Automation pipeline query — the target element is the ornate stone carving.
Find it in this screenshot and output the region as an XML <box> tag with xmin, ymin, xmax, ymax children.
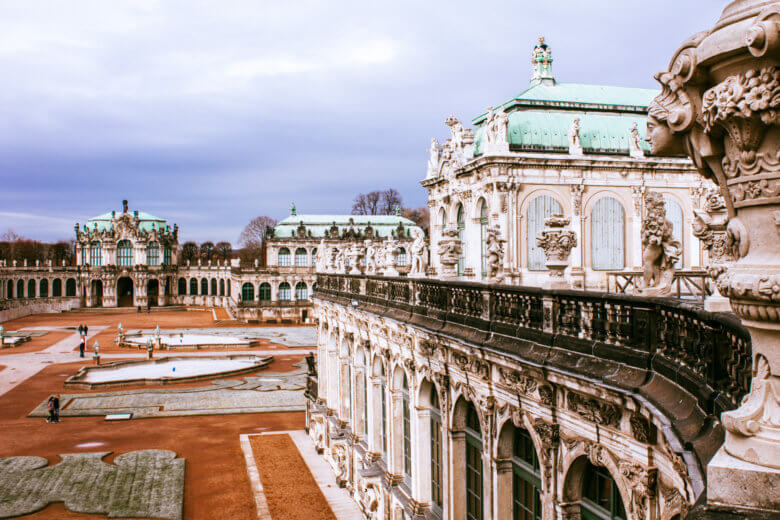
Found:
<box><xmin>649</xmin><ymin>3</ymin><xmax>780</xmax><ymax>485</ymax></box>
<box><xmin>629</xmin><ymin>122</ymin><xmax>644</xmax><ymax>159</ymax></box>
<box><xmin>483</xmin><ymin>105</ymin><xmax>510</xmax><ymax>156</ymax></box>
<box><xmin>619</xmin><ymin>463</ymin><xmax>657</xmax><ymax>520</ymax></box>
<box><xmin>533</xmin><ymin>419</ymin><xmax>559</xmax><ymax>491</ymax></box>
<box><xmin>631</xmin><ymin>184</ymin><xmax>646</xmax><ymax>216</ymax></box>
<box><xmin>538</xmin><ymin>385</ymin><xmax>554</xmax><ymax>406</ymax></box>
<box><xmin>630</xmin><ymin>414</ymin><xmax>652</xmax><ymax>444</ymax></box>
<box><xmin>566</xmin><ymin>391</ymin><xmax>621</xmax><ymax>428</ymax></box>
<box><xmin>452</xmin><ymin>351</ymin><xmax>489</xmax><ymax>379</ymax></box>
<box><xmin>485</xmin><ymin>226</ymin><xmax>505</xmax><ymax>283</ymax></box>
<box><xmin>570</xmin><ymin>184</ymin><xmax>584</xmax><ymax>216</ymax></box>
<box><xmin>438</xmin><ymin>228</ymin><xmax>462</xmax><ymax>280</ymax></box>
<box><xmin>635</xmin><ymin>191</ymin><xmax>681</xmax><ymax>296</ymax></box>
<box><xmin>426</xmin><ymin>138</ymin><xmax>442</xmax><ymax>179</ymax></box>
<box><xmin>536</xmin><ymin>215</ymin><xmax>577</xmax><ymax>288</ymax></box>
<box><xmin>408</xmin><ymin>227</ymin><xmax>428</xmax><ymax>278</ymax></box>
<box><xmin>498</xmin><ymin>367</ymin><xmax>538</xmax><ymax>395</ymax></box>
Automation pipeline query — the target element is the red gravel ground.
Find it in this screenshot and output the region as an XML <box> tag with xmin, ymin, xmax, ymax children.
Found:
<box><xmin>250</xmin><ymin>434</ymin><xmax>336</xmax><ymax>520</ymax></box>
<box><xmin>0</xmin><ymin>331</ymin><xmax>72</xmax><ymax>356</ymax></box>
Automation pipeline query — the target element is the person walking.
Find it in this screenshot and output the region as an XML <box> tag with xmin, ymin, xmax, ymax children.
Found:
<box><xmin>78</xmin><ymin>324</ymin><xmax>84</xmax><ymax>339</ymax></box>
<box><xmin>52</xmin><ymin>395</ymin><xmax>60</xmax><ymax>423</ymax></box>
<box><xmin>78</xmin><ymin>339</ymin><xmax>85</xmax><ymax>358</ymax></box>
<box><xmin>46</xmin><ymin>397</ymin><xmax>54</xmax><ymax>423</ymax></box>
<box><xmin>83</xmin><ymin>324</ymin><xmax>88</xmax><ymax>338</ymax></box>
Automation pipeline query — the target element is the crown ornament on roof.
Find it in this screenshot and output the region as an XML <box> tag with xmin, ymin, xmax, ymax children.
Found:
<box><xmin>531</xmin><ymin>36</ymin><xmax>555</xmax><ymax>87</ymax></box>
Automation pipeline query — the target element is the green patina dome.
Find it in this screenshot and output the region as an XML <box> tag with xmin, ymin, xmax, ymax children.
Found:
<box><xmin>85</xmin><ymin>201</ymin><xmax>172</xmax><ymax>233</ymax></box>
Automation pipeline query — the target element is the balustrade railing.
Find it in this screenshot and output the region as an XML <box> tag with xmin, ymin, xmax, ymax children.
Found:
<box><xmin>315</xmin><ymin>273</ymin><xmax>752</xmax><ymax>414</ymax></box>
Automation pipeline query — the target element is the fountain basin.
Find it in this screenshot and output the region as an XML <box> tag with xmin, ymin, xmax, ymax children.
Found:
<box><xmin>122</xmin><ymin>333</ymin><xmax>258</xmax><ymax>349</ymax></box>
<box><xmin>65</xmin><ymin>354</ymin><xmax>273</xmax><ymax>389</ymax></box>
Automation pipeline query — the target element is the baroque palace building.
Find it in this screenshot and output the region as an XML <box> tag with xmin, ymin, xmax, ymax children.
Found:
<box><xmin>423</xmin><ymin>38</ymin><xmax>716</xmax><ymax>289</ymax></box>
<box><xmin>305</xmin><ymin>15</ymin><xmax>777</xmax><ymax>520</ymax></box>
<box><xmin>0</xmin><ymin>201</ymin><xmax>420</xmax><ymax>324</ymax></box>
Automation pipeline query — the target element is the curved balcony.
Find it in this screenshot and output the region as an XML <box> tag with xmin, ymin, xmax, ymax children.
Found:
<box><xmin>314</xmin><ymin>273</ymin><xmax>752</xmax><ymax>472</ymax></box>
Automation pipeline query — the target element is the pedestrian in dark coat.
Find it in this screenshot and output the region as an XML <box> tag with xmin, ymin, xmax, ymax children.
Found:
<box><xmin>78</xmin><ymin>324</ymin><xmax>84</xmax><ymax>338</ymax></box>
<box><xmin>46</xmin><ymin>397</ymin><xmax>54</xmax><ymax>423</ymax></box>
<box><xmin>83</xmin><ymin>325</ymin><xmax>88</xmax><ymax>337</ymax></box>
<box><xmin>52</xmin><ymin>395</ymin><xmax>60</xmax><ymax>423</ymax></box>
<box><xmin>79</xmin><ymin>340</ymin><xmax>85</xmax><ymax>358</ymax></box>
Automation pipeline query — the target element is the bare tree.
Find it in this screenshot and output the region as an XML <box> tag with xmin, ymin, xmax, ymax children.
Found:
<box><xmin>180</xmin><ymin>241</ymin><xmax>199</xmax><ymax>263</ymax></box>
<box><xmin>402</xmin><ymin>206</ymin><xmax>430</xmax><ymax>235</ymax></box>
<box><xmin>380</xmin><ymin>189</ymin><xmax>403</xmax><ymax>215</ymax></box>
<box><xmin>352</xmin><ymin>189</ymin><xmax>403</xmax><ymax>215</ymax></box>
<box><xmin>200</xmin><ymin>241</ymin><xmax>215</xmax><ymax>260</ymax></box>
<box><xmin>215</xmin><ymin>241</ymin><xmax>233</xmax><ymax>261</ymax></box>
<box><xmin>239</xmin><ymin>216</ymin><xmax>278</xmax><ymax>265</ymax></box>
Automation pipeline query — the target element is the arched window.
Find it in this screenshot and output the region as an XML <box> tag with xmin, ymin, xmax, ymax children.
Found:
<box><xmin>664</xmin><ymin>196</ymin><xmax>684</xmax><ymax>268</ymax></box>
<box><xmin>259</xmin><ymin>283</ymin><xmax>271</xmax><ymax>301</ymax></box>
<box><xmin>311</xmin><ymin>248</ymin><xmax>317</xmax><ymax>266</ymax></box>
<box><xmin>527</xmin><ymin>195</ymin><xmax>563</xmax><ymax>270</ymax></box>
<box><xmin>278</xmin><ymin>282</ymin><xmax>291</xmax><ymax>300</ymax></box>
<box><xmin>581</xmin><ymin>463</ymin><xmax>627</xmax><ymax>520</ymax></box>
<box><xmin>178</xmin><ymin>278</ymin><xmax>186</xmax><ymax>295</ymax></box>
<box><xmin>430</xmin><ymin>388</ymin><xmax>443</xmax><ymax>514</ymax></box>
<box><xmin>278</xmin><ymin>248</ymin><xmax>291</xmax><ymax>267</ymax></box>
<box><xmin>295</xmin><ymin>282</ymin><xmax>308</xmax><ymax>300</ymax></box>
<box><xmin>397</xmin><ymin>247</ymin><xmax>407</xmax><ymax>266</ymax></box>
<box><xmin>17</xmin><ymin>280</ymin><xmax>24</xmax><ymax>298</ymax></box>
<box><xmin>163</xmin><ymin>245</ymin><xmax>172</xmax><ymax>265</ymax></box>
<box><xmin>27</xmin><ymin>279</ymin><xmax>36</xmax><ymax>298</ymax></box>
<box><xmin>295</xmin><ymin>248</ymin><xmax>308</xmax><ymax>267</ymax></box>
<box><xmin>210</xmin><ymin>278</ymin><xmax>217</xmax><ymax>295</ymax></box>
<box><xmin>513</xmin><ymin>428</ymin><xmax>542</xmax><ymax>520</ymax></box>
<box><xmin>402</xmin><ymin>373</ymin><xmax>412</xmax><ymax>483</ymax></box>
<box><xmin>466</xmin><ymin>402</ymin><xmax>483</xmax><ymax>520</ymax></box>
<box><xmin>439</xmin><ymin>208</ymin><xmax>447</xmax><ymax>231</ymax></box>
<box><xmin>117</xmin><ymin>240</ymin><xmax>133</xmax><ymax>266</ymax></box>
<box><xmin>65</xmin><ymin>278</ymin><xmax>76</xmax><ymax>297</ymax></box>
<box><xmin>479</xmin><ymin>200</ymin><xmax>488</xmax><ymax>279</ymax></box>
<box><xmin>219</xmin><ymin>279</ymin><xmax>225</xmax><ymax>296</ymax></box>
<box><xmin>39</xmin><ymin>279</ymin><xmax>48</xmax><ymax>298</ymax></box>
<box><xmin>146</xmin><ymin>242</ymin><xmax>160</xmax><ymax>266</ymax></box>
<box><xmin>457</xmin><ymin>205</ymin><xmax>465</xmax><ymax>276</ymax></box>
<box><xmin>200</xmin><ymin>278</ymin><xmax>208</xmax><ymax>295</ymax></box>
<box><xmin>591</xmin><ymin>197</ymin><xmax>626</xmax><ymax>271</ymax></box>
<box><xmin>52</xmin><ymin>279</ymin><xmax>62</xmax><ymax>297</ymax></box>
<box><xmin>241</xmin><ymin>283</ymin><xmax>255</xmax><ymax>302</ymax></box>
<box><xmin>189</xmin><ymin>278</ymin><xmax>197</xmax><ymax>295</ymax></box>
<box><xmin>6</xmin><ymin>280</ymin><xmax>13</xmax><ymax>299</ymax></box>
<box><xmin>90</xmin><ymin>241</ymin><xmax>102</xmax><ymax>266</ymax></box>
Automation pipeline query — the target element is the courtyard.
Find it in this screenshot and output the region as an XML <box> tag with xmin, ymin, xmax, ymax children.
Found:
<box><xmin>0</xmin><ymin>308</ymin><xmax>352</xmax><ymax>520</ymax></box>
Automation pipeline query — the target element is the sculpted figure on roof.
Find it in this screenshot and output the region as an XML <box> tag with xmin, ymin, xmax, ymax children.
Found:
<box><xmin>483</xmin><ymin>106</ymin><xmax>509</xmax><ymax>156</ymax></box>
<box><xmin>426</xmin><ymin>138</ymin><xmax>442</xmax><ymax>179</ymax></box>
<box><xmin>364</xmin><ymin>240</ymin><xmax>377</xmax><ymax>275</ymax></box>
<box><xmin>568</xmin><ymin>118</ymin><xmax>583</xmax><ymax>155</ymax></box>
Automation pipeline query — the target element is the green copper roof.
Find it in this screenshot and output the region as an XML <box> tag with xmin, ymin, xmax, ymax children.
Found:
<box><xmin>86</xmin><ymin>211</ymin><xmax>171</xmax><ymax>233</ymax></box>
<box><xmin>273</xmin><ymin>214</ymin><xmax>419</xmax><ymax>238</ymax></box>
<box><xmin>473</xmin><ymin>110</ymin><xmax>651</xmax><ymax>155</ymax></box>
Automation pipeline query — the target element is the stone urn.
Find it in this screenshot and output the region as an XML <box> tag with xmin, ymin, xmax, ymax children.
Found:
<box><xmin>536</xmin><ymin>215</ymin><xmax>577</xmax><ymax>289</ymax></box>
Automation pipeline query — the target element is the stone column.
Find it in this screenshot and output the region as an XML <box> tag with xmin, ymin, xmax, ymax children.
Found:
<box><xmin>648</xmin><ymin>2</ymin><xmax>780</xmax><ymax>513</ymax></box>
<box><xmin>536</xmin><ymin>215</ymin><xmax>577</xmax><ymax>290</ymax></box>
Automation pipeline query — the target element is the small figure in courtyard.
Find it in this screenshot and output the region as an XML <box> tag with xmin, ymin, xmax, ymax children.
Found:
<box><xmin>52</xmin><ymin>395</ymin><xmax>60</xmax><ymax>423</ymax></box>
<box><xmin>78</xmin><ymin>339</ymin><xmax>85</xmax><ymax>358</ymax></box>
<box><xmin>46</xmin><ymin>397</ymin><xmax>55</xmax><ymax>423</ymax></box>
<box><xmin>78</xmin><ymin>324</ymin><xmax>84</xmax><ymax>339</ymax></box>
<box><xmin>83</xmin><ymin>324</ymin><xmax>88</xmax><ymax>338</ymax></box>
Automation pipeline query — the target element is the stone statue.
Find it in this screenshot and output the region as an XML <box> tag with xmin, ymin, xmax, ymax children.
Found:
<box><xmin>383</xmin><ymin>238</ymin><xmax>399</xmax><ymax>277</ymax></box>
<box><xmin>438</xmin><ymin>227</ymin><xmax>462</xmax><ymax>280</ymax></box>
<box><xmin>444</xmin><ymin>114</ymin><xmax>474</xmax><ymax>170</ymax></box>
<box><xmin>568</xmin><ymin>118</ymin><xmax>583</xmax><ymax>155</ymax></box>
<box><xmin>409</xmin><ymin>228</ymin><xmax>427</xmax><ymax>278</ymax></box>
<box><xmin>647</xmin><ymin>3</ymin><xmax>780</xmax><ymax>511</ymax></box>
<box><xmin>484</xmin><ymin>226</ymin><xmax>505</xmax><ymax>283</ymax></box>
<box><xmin>426</xmin><ymin>138</ymin><xmax>442</xmax><ymax>179</ymax></box>
<box><xmin>315</xmin><ymin>240</ymin><xmax>327</xmax><ymax>273</ymax></box>
<box><xmin>364</xmin><ymin>240</ymin><xmax>377</xmax><ymax>275</ymax></box>
<box><xmin>334</xmin><ymin>249</ymin><xmax>346</xmax><ymax>274</ymax></box>
<box><xmin>483</xmin><ymin>105</ymin><xmax>510</xmax><ymax>155</ymax></box>
<box><xmin>692</xmin><ymin>190</ymin><xmax>735</xmax><ymax>311</ymax></box>
<box><xmin>536</xmin><ymin>215</ymin><xmax>577</xmax><ymax>289</ymax></box>
<box><xmin>494</xmin><ymin>105</ymin><xmax>509</xmax><ymax>149</ymax></box>
<box><xmin>483</xmin><ymin>106</ymin><xmax>496</xmax><ymax>146</ymax></box>
<box><xmin>636</xmin><ymin>191</ymin><xmax>680</xmax><ymax>296</ymax></box>
<box><xmin>628</xmin><ymin>122</ymin><xmax>644</xmax><ymax>158</ymax></box>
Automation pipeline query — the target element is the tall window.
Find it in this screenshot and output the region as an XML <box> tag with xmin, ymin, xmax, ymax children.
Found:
<box><xmin>479</xmin><ymin>201</ymin><xmax>488</xmax><ymax>279</ymax></box>
<box><xmin>189</xmin><ymin>278</ymin><xmax>197</xmax><ymax>295</ymax></box>
<box><xmin>430</xmin><ymin>388</ymin><xmax>443</xmax><ymax>513</ymax></box>
<box><xmin>466</xmin><ymin>402</ymin><xmax>483</xmax><ymax>520</ymax></box>
<box><xmin>146</xmin><ymin>242</ymin><xmax>160</xmax><ymax>266</ymax></box>
<box><xmin>397</xmin><ymin>247</ymin><xmax>408</xmax><ymax>266</ymax></box>
<box><xmin>402</xmin><ymin>373</ymin><xmax>412</xmax><ymax>482</ymax></box>
<box><xmin>219</xmin><ymin>279</ymin><xmax>225</xmax><ymax>296</ymax></box>
<box><xmin>581</xmin><ymin>463</ymin><xmax>626</xmax><ymax>520</ymax></box>
<box><xmin>17</xmin><ymin>280</ymin><xmax>23</xmax><ymax>298</ymax></box>
<box><xmin>527</xmin><ymin>195</ymin><xmax>563</xmax><ymax>270</ymax></box>
<box><xmin>457</xmin><ymin>205</ymin><xmax>465</xmax><ymax>276</ymax></box>
<box><xmin>90</xmin><ymin>241</ymin><xmax>102</xmax><ymax>266</ymax></box>
<box><xmin>295</xmin><ymin>248</ymin><xmax>308</xmax><ymax>267</ymax></box>
<box><xmin>513</xmin><ymin>428</ymin><xmax>542</xmax><ymax>520</ymax></box>
<box><xmin>117</xmin><ymin>240</ymin><xmax>133</xmax><ymax>266</ymax></box>
<box><xmin>278</xmin><ymin>282</ymin><xmax>291</xmax><ymax>300</ymax></box>
<box><xmin>210</xmin><ymin>278</ymin><xmax>217</xmax><ymax>295</ymax></box>
<box><xmin>163</xmin><ymin>245</ymin><xmax>172</xmax><ymax>265</ymax></box>
<box><xmin>295</xmin><ymin>282</ymin><xmax>308</xmax><ymax>300</ymax></box>
<box><xmin>591</xmin><ymin>197</ymin><xmax>625</xmax><ymax>270</ymax></box>
<box><xmin>380</xmin><ymin>364</ymin><xmax>388</xmax><ymax>461</ymax></box>
<box><xmin>178</xmin><ymin>278</ymin><xmax>186</xmax><ymax>295</ymax></box>
<box><xmin>200</xmin><ymin>278</ymin><xmax>208</xmax><ymax>295</ymax></box>
<box><xmin>362</xmin><ymin>368</ymin><xmax>368</xmax><ymax>436</ymax></box>
<box><xmin>311</xmin><ymin>248</ymin><xmax>318</xmax><ymax>266</ymax></box>
<box><xmin>241</xmin><ymin>283</ymin><xmax>255</xmax><ymax>302</ymax></box>
<box><xmin>7</xmin><ymin>280</ymin><xmax>13</xmax><ymax>299</ymax></box>
<box><xmin>278</xmin><ymin>248</ymin><xmax>291</xmax><ymax>266</ymax></box>
<box><xmin>664</xmin><ymin>197</ymin><xmax>684</xmax><ymax>268</ymax></box>
<box><xmin>39</xmin><ymin>279</ymin><xmax>48</xmax><ymax>298</ymax></box>
<box><xmin>27</xmin><ymin>279</ymin><xmax>36</xmax><ymax>298</ymax></box>
<box><xmin>65</xmin><ymin>278</ymin><xmax>76</xmax><ymax>297</ymax></box>
<box><xmin>259</xmin><ymin>283</ymin><xmax>271</xmax><ymax>301</ymax></box>
<box><xmin>52</xmin><ymin>278</ymin><xmax>63</xmax><ymax>296</ymax></box>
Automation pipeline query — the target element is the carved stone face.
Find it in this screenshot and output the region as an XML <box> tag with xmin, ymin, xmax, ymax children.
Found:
<box><xmin>645</xmin><ymin>115</ymin><xmax>685</xmax><ymax>156</ymax></box>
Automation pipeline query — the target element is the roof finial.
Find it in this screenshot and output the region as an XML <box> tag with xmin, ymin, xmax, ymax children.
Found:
<box><xmin>530</xmin><ymin>36</ymin><xmax>555</xmax><ymax>87</ymax></box>
<box><xmin>122</xmin><ymin>199</ymin><xmax>128</xmax><ymax>213</ymax></box>
<box><xmin>394</xmin><ymin>205</ymin><xmax>402</xmax><ymax>216</ymax></box>
<box><xmin>290</xmin><ymin>202</ymin><xmax>297</xmax><ymax>216</ymax></box>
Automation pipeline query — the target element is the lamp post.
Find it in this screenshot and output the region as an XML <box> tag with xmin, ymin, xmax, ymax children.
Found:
<box><xmin>93</xmin><ymin>341</ymin><xmax>100</xmax><ymax>365</ymax></box>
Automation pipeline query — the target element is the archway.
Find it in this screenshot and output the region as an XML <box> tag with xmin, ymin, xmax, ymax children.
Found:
<box><xmin>147</xmin><ymin>279</ymin><xmax>159</xmax><ymax>307</ymax></box>
<box><xmin>117</xmin><ymin>277</ymin><xmax>134</xmax><ymax>307</ymax></box>
<box><xmin>91</xmin><ymin>280</ymin><xmax>103</xmax><ymax>307</ymax></box>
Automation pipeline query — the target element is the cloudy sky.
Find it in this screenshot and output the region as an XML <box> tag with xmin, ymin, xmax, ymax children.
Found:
<box><xmin>0</xmin><ymin>0</ymin><xmax>725</xmax><ymax>243</ymax></box>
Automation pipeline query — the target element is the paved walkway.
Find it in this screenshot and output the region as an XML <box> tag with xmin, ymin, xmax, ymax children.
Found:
<box><xmin>0</xmin><ymin>327</ymin><xmax>312</xmax><ymax>398</ymax></box>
